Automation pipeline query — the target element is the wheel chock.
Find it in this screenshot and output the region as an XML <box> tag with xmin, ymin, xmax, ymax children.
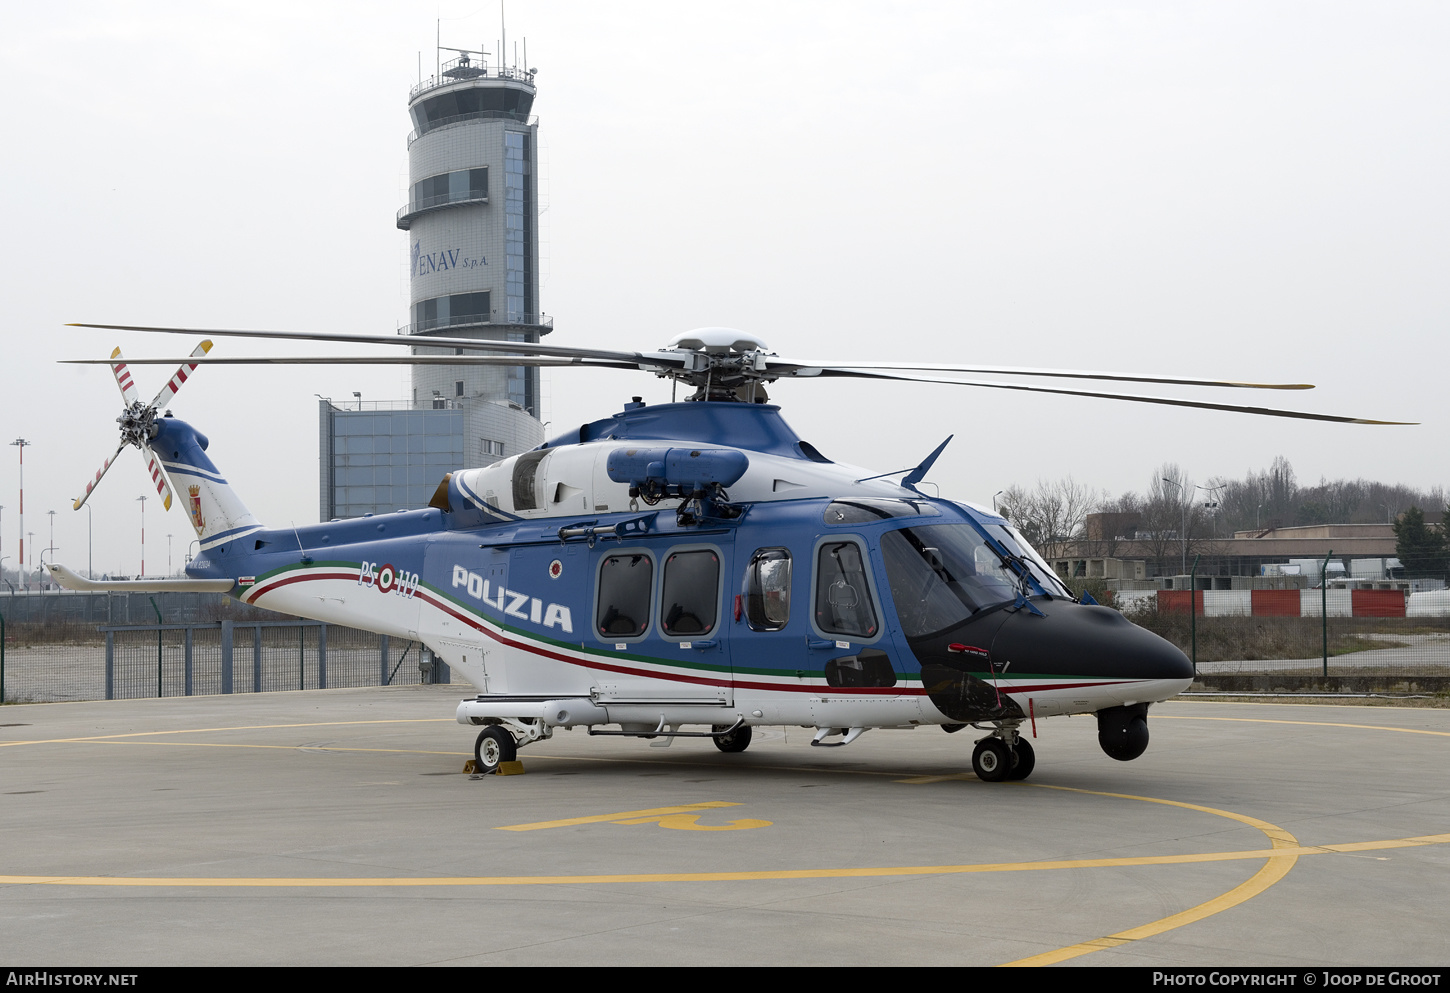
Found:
<box><xmin>463</xmin><ymin>760</ymin><xmax>478</xmax><ymax>774</ymax></box>
<box><xmin>496</xmin><ymin>760</ymin><xmax>526</xmax><ymax>776</ymax></box>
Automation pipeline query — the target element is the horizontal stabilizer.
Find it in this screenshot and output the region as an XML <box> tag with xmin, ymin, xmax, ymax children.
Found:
<box><xmin>45</xmin><ymin>563</ymin><xmax>234</xmax><ymax>593</ymax></box>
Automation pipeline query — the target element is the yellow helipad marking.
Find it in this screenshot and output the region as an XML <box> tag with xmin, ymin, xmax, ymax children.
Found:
<box><xmin>88</xmin><ymin>740</ymin><xmax>464</xmax><ymax>757</ymax></box>
<box><xmin>2</xmin><ymin>831</ymin><xmax>1444</xmax><ymax>889</ymax></box>
<box><xmin>0</xmin><ymin>718</ymin><xmax>453</xmax><ymax>749</ymax></box>
<box><xmin>1157</xmin><ymin>714</ymin><xmax>1450</xmax><ymax>738</ymax></box>
<box><xmin>498</xmin><ymin>801</ymin><xmax>743</xmax><ymax>831</ymax></box>
<box><xmin>998</xmin><ymin>784</ymin><xmax>1301</xmax><ymax>967</ymax></box>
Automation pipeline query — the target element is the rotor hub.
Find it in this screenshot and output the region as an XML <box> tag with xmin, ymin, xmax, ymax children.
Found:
<box><xmin>660</xmin><ymin>328</ymin><xmax>776</xmax><ymax>401</ymax></box>
<box><xmin>116</xmin><ymin>402</ymin><xmax>157</xmax><ymax>449</ymax></box>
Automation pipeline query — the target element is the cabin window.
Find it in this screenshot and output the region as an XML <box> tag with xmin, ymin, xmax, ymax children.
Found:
<box><xmin>660</xmin><ymin>549</ymin><xmax>720</xmax><ymax>638</ymax></box>
<box><xmin>744</xmin><ymin>548</ymin><xmax>791</xmax><ymax>631</ymax></box>
<box><xmin>814</xmin><ymin>540</ymin><xmax>879</xmax><ymax>640</ymax></box>
<box><xmin>597</xmin><ymin>553</ymin><xmax>653</xmax><ymax>638</ymax></box>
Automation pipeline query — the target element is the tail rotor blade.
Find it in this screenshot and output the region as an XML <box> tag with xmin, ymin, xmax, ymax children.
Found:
<box><xmin>110</xmin><ymin>347</ymin><xmax>140</xmax><ymax>406</ymax></box>
<box><xmin>73</xmin><ymin>443</ymin><xmax>128</xmax><ymax>511</ymax></box>
<box><xmin>142</xmin><ymin>446</ymin><xmax>175</xmax><ymax>511</ymax></box>
<box><xmin>148</xmin><ymin>339</ymin><xmax>213</xmax><ymax>410</ymax></box>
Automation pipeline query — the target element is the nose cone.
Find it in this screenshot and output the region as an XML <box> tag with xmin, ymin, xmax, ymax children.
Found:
<box><xmin>990</xmin><ymin>601</ymin><xmax>1194</xmax><ymax>682</ymax></box>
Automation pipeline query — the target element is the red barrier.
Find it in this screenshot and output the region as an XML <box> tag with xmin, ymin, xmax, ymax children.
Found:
<box><xmin>1251</xmin><ymin>589</ymin><xmax>1301</xmax><ymax>617</ymax></box>
<box><xmin>1351</xmin><ymin>589</ymin><xmax>1406</xmax><ymax>618</ymax></box>
<box><xmin>1157</xmin><ymin>590</ymin><xmax>1203</xmax><ymax>615</ymax></box>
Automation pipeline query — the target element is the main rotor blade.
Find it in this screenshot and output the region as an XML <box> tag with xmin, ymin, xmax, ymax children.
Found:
<box><xmin>148</xmin><ymin>339</ymin><xmax>213</xmax><ymax>410</ymax></box>
<box><xmin>772</xmin><ymin>360</ymin><xmax>1313</xmax><ymax>391</ymax></box>
<box><xmin>68</xmin><ymin>322</ymin><xmax>669</xmax><ymax>366</ymax></box>
<box><xmin>816</xmin><ymin>369</ymin><xmax>1415</xmax><ymax>425</ymax></box>
<box><xmin>73</xmin><ymin>442</ymin><xmax>128</xmax><ymax>511</ymax></box>
<box><xmin>63</xmin><ymin>354</ymin><xmax>644</xmax><ymax>370</ymax></box>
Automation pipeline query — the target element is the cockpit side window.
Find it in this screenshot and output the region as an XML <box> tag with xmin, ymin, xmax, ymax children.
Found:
<box><xmin>814</xmin><ymin>540</ymin><xmax>879</xmax><ymax>640</ymax></box>
<box><xmin>744</xmin><ymin>548</ymin><xmax>791</xmax><ymax>631</ymax></box>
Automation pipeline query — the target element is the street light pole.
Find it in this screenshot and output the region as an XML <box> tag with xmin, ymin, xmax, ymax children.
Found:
<box><xmin>1195</xmin><ymin>483</ymin><xmax>1223</xmax><ymax>540</ymax></box>
<box><xmin>137</xmin><ymin>494</ymin><xmax>147</xmax><ymax>577</ymax></box>
<box><xmin>11</xmin><ymin>440</ymin><xmax>29</xmax><ymax>590</ymax></box>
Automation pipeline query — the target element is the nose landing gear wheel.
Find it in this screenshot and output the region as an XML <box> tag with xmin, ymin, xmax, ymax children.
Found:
<box><xmin>474</xmin><ymin>726</ymin><xmax>517</xmax><ymax>774</ymax></box>
<box><xmin>972</xmin><ymin>738</ymin><xmax>1011</xmax><ymax>782</ymax></box>
<box><xmin>712</xmin><ymin>724</ymin><xmax>753</xmax><ymax>753</ymax></box>
<box><xmin>1006</xmin><ymin>738</ymin><xmax>1035</xmax><ymax>780</ymax></box>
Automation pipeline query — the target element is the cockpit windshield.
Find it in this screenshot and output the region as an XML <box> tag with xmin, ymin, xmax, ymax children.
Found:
<box><xmin>879</xmin><ymin>525</ymin><xmax>1024</xmax><ymax>638</ymax></box>
<box><xmin>984</xmin><ymin>523</ymin><xmax>1073</xmax><ymax>598</ymax></box>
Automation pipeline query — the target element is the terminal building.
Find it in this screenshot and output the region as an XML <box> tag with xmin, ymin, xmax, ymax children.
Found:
<box><xmin>321</xmin><ymin>46</ymin><xmax>548</xmax><ymax>521</ymax></box>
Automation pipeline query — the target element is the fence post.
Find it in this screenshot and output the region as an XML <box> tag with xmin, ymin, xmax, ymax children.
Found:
<box><xmin>105</xmin><ymin>630</ymin><xmax>114</xmax><ymax>700</ymax></box>
<box><xmin>1189</xmin><ymin>554</ymin><xmax>1201</xmax><ymax>676</ymax></box>
<box><xmin>184</xmin><ymin>626</ymin><xmax>194</xmax><ymax>696</ymax></box>
<box><xmin>253</xmin><ymin>624</ymin><xmax>262</xmax><ymax>693</ymax></box>
<box><xmin>380</xmin><ymin>634</ymin><xmax>390</xmax><ymax>686</ymax></box>
<box><xmin>1321</xmin><ymin>550</ymin><xmax>1333</xmax><ymax>678</ymax></box>
<box><xmin>1</xmin><ymin>609</ymin><xmax>6</xmax><ymax>705</ymax></box>
<box><xmin>318</xmin><ymin>624</ymin><xmax>328</xmax><ymax>689</ymax></box>
<box><xmin>220</xmin><ymin>620</ymin><xmax>233</xmax><ymax>694</ymax></box>
<box><xmin>150</xmin><ymin>597</ymin><xmax>163</xmax><ymax>698</ymax></box>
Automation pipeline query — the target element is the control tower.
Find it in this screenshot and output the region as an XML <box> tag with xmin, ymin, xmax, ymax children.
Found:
<box><xmin>398</xmin><ymin>46</ymin><xmax>547</xmax><ymax>462</ymax></box>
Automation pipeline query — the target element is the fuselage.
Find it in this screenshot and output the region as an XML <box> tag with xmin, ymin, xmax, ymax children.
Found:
<box><xmin>182</xmin><ymin>401</ymin><xmax>1193</xmax><ymax>732</ymax></box>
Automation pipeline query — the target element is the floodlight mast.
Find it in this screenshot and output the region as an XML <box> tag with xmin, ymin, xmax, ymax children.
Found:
<box><xmin>10</xmin><ymin>440</ymin><xmax>29</xmax><ymax>590</ymax></box>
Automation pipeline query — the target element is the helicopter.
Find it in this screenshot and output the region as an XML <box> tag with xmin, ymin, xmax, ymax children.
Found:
<box><xmin>48</xmin><ymin>323</ymin><xmax>1412</xmax><ymax>781</ymax></box>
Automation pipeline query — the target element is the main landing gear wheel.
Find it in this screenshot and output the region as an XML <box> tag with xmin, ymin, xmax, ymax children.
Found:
<box><xmin>712</xmin><ymin>724</ymin><xmax>753</xmax><ymax>753</ymax></box>
<box><xmin>474</xmin><ymin>726</ymin><xmax>517</xmax><ymax>774</ymax></box>
<box><xmin>972</xmin><ymin>738</ymin><xmax>1011</xmax><ymax>782</ymax></box>
<box><xmin>1007</xmin><ymin>738</ymin><xmax>1035</xmax><ymax>781</ymax></box>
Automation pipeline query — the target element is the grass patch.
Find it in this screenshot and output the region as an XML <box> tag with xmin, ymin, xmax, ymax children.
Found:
<box><xmin>2</xmin><ymin>620</ymin><xmax>104</xmax><ymax>646</ymax></box>
<box><xmin>1125</xmin><ymin>609</ymin><xmax>1449</xmax><ymax>663</ymax></box>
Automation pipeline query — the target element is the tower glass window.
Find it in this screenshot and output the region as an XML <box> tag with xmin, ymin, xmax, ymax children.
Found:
<box><xmin>504</xmin><ymin>131</ymin><xmax>530</xmax><ymax>324</ymax></box>
<box><xmin>411</xmin><ymin>168</ymin><xmax>488</xmax><ymax>210</ymax></box>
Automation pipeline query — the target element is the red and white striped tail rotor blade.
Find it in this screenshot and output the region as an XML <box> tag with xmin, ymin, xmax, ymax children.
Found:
<box><xmin>148</xmin><ymin>339</ymin><xmax>213</xmax><ymax>410</ymax></box>
<box><xmin>110</xmin><ymin>347</ymin><xmax>140</xmax><ymax>406</ymax></box>
<box><xmin>73</xmin><ymin>443</ymin><xmax>127</xmax><ymax>511</ymax></box>
<box><xmin>142</xmin><ymin>446</ymin><xmax>175</xmax><ymax>511</ymax></box>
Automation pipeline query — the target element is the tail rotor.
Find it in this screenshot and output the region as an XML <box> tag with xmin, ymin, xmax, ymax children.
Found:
<box><xmin>74</xmin><ymin>340</ymin><xmax>212</xmax><ymax>513</ymax></box>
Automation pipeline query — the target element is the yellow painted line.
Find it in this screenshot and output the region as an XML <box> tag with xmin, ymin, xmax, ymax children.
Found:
<box><xmin>1000</xmin><ymin>784</ymin><xmax>1301</xmax><ymax>967</ymax></box>
<box><xmin>85</xmin><ymin>740</ymin><xmax>467</xmax><ymax>757</ymax></box>
<box><xmin>1157</xmin><ymin>714</ymin><xmax>1450</xmax><ymax>738</ymax></box>
<box><xmin>0</xmin><ymin>718</ymin><xmax>453</xmax><ymax>749</ymax></box>
<box><xmin>3</xmin><ymin>830</ymin><xmax>1446</xmax><ymax>889</ymax></box>
<box><xmin>496</xmin><ymin>802</ymin><xmax>741</xmax><ymax>832</ymax></box>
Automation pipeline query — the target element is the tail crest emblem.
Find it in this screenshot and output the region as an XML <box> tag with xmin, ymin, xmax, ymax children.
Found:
<box><xmin>188</xmin><ymin>485</ymin><xmax>206</xmax><ymax>531</ymax></box>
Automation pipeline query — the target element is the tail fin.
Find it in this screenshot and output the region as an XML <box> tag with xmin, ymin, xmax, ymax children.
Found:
<box><xmin>149</xmin><ymin>416</ymin><xmax>262</xmax><ymax>550</ymax></box>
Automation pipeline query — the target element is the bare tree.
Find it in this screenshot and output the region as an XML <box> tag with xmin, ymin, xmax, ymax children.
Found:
<box><xmin>998</xmin><ymin>477</ymin><xmax>1105</xmax><ymax>558</ymax></box>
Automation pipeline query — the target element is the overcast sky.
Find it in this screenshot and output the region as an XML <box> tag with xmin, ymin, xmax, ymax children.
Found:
<box><xmin>2</xmin><ymin>1</ymin><xmax>1446</xmax><ymax>578</ymax></box>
